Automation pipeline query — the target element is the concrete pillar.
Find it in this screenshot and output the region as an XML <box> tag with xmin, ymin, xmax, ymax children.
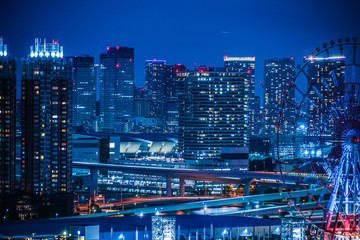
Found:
<box><xmin>90</xmin><ymin>168</ymin><xmax>98</xmax><ymax>197</ymax></box>
<box><xmin>166</xmin><ymin>175</ymin><xmax>172</xmax><ymax>197</ymax></box>
<box><xmin>244</xmin><ymin>180</ymin><xmax>250</xmax><ymax>196</ymax></box>
<box><xmin>180</xmin><ymin>178</ymin><xmax>185</xmax><ymax>197</ymax></box>
<box><xmin>263</xmin><ymin>228</ymin><xmax>265</xmax><ymax>240</ymax></box>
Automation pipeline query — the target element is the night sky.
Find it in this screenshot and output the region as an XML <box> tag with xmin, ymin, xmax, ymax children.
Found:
<box><xmin>1</xmin><ymin>0</ymin><xmax>359</xmax><ymax>99</ymax></box>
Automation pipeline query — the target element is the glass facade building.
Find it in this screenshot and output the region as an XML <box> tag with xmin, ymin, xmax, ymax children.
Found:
<box><xmin>67</xmin><ymin>55</ymin><xmax>96</xmax><ymax>131</ymax></box>
<box><xmin>100</xmin><ymin>47</ymin><xmax>134</xmax><ymax>132</ymax></box>
<box><xmin>145</xmin><ymin>59</ymin><xmax>166</xmax><ymax>118</ymax></box>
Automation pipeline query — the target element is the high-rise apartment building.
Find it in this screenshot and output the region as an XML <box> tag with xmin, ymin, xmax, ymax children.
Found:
<box><xmin>0</xmin><ymin>36</ymin><xmax>16</xmax><ymax>194</ymax></box>
<box><xmin>179</xmin><ymin>67</ymin><xmax>249</xmax><ymax>169</ymax></box>
<box><xmin>224</xmin><ymin>57</ymin><xmax>255</xmax><ymax>136</ymax></box>
<box><xmin>100</xmin><ymin>47</ymin><xmax>134</xmax><ymax>132</ymax></box>
<box><xmin>67</xmin><ymin>55</ymin><xmax>96</xmax><ymax>131</ymax></box>
<box><xmin>263</xmin><ymin>58</ymin><xmax>295</xmax><ymax>135</ymax></box>
<box><xmin>307</xmin><ymin>56</ymin><xmax>345</xmax><ymax>134</ymax></box>
<box><xmin>145</xmin><ymin>59</ymin><xmax>166</xmax><ymax>117</ymax></box>
<box><xmin>21</xmin><ymin>39</ymin><xmax>72</xmax><ymax>194</ymax></box>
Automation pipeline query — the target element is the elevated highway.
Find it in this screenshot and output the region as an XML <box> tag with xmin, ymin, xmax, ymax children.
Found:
<box><xmin>59</xmin><ymin>187</ymin><xmax>324</xmax><ymax>220</ymax></box>
<box><xmin>73</xmin><ymin>161</ymin><xmax>307</xmax><ymax>196</ymax></box>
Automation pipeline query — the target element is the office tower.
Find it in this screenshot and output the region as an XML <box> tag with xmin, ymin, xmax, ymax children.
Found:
<box><xmin>100</xmin><ymin>47</ymin><xmax>134</xmax><ymax>132</ymax></box>
<box><xmin>179</xmin><ymin>66</ymin><xmax>249</xmax><ymax>169</ymax></box>
<box><xmin>145</xmin><ymin>59</ymin><xmax>166</xmax><ymax>117</ymax></box>
<box><xmin>263</xmin><ymin>58</ymin><xmax>295</xmax><ymax>135</ymax></box>
<box><xmin>21</xmin><ymin>38</ymin><xmax>72</xmax><ymax>194</ymax></box>
<box><xmin>163</xmin><ymin>64</ymin><xmax>187</xmax><ymax>133</ymax></box>
<box><xmin>67</xmin><ymin>55</ymin><xmax>96</xmax><ymax>131</ymax></box>
<box><xmin>307</xmin><ymin>56</ymin><xmax>345</xmax><ymax>133</ymax></box>
<box><xmin>0</xmin><ymin>36</ymin><xmax>16</xmax><ymax>194</ymax></box>
<box><xmin>164</xmin><ymin>64</ymin><xmax>187</xmax><ymax>98</ymax></box>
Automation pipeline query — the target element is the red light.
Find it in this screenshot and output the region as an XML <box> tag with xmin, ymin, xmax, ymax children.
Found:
<box><xmin>73</xmin><ymin>83</ymin><xmax>75</xmax><ymax>85</ymax></box>
<box><xmin>129</xmin><ymin>58</ymin><xmax>133</xmax><ymax>62</ymax></box>
<box><xmin>116</xmin><ymin>46</ymin><xmax>120</xmax><ymax>50</ymax></box>
<box><xmin>116</xmin><ymin>83</ymin><xmax>119</xmax><ymax>86</ymax></box>
<box><xmin>54</xmin><ymin>40</ymin><xmax>58</xmax><ymax>44</ymax></box>
<box><xmin>177</xmin><ymin>64</ymin><xmax>181</xmax><ymax>66</ymax></box>
<box><xmin>116</xmin><ymin>63</ymin><xmax>120</xmax><ymax>68</ymax></box>
<box><xmin>223</xmin><ymin>55</ymin><xmax>228</xmax><ymax>59</ymax></box>
<box><xmin>175</xmin><ymin>70</ymin><xmax>179</xmax><ymax>73</ymax></box>
<box><xmin>107</xmin><ymin>46</ymin><xmax>110</xmax><ymax>51</ymax></box>
<box><xmin>200</xmin><ymin>69</ymin><xmax>203</xmax><ymax>73</ymax></box>
<box><xmin>73</xmin><ymin>68</ymin><xmax>76</xmax><ymax>70</ymax></box>
<box><xmin>247</xmin><ymin>69</ymin><xmax>251</xmax><ymax>74</ymax></box>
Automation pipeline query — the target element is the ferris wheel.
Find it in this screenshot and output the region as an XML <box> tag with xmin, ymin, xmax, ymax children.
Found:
<box><xmin>277</xmin><ymin>38</ymin><xmax>360</xmax><ymax>239</ymax></box>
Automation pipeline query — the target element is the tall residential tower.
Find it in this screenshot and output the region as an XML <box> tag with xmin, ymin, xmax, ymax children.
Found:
<box><xmin>0</xmin><ymin>36</ymin><xmax>16</xmax><ymax>194</ymax></box>
<box><xmin>263</xmin><ymin>58</ymin><xmax>295</xmax><ymax>135</ymax></box>
<box><xmin>224</xmin><ymin>57</ymin><xmax>255</xmax><ymax>136</ymax></box>
<box><xmin>179</xmin><ymin>67</ymin><xmax>249</xmax><ymax>170</ymax></box>
<box><xmin>21</xmin><ymin>39</ymin><xmax>72</xmax><ymax>195</ymax></box>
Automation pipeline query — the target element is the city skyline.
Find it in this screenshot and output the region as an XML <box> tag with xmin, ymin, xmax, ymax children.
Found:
<box><xmin>1</xmin><ymin>1</ymin><xmax>360</xmax><ymax>238</ymax></box>
<box><xmin>1</xmin><ymin>0</ymin><xmax>359</xmax><ymax>99</ymax></box>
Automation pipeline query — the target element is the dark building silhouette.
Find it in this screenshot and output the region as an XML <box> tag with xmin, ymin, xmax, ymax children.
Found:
<box><xmin>16</xmin><ymin>39</ymin><xmax>73</xmax><ymax>219</ymax></box>
<box><xmin>0</xmin><ymin>36</ymin><xmax>16</xmax><ymax>194</ymax></box>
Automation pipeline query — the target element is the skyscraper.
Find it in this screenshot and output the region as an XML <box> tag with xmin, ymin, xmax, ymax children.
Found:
<box><xmin>306</xmin><ymin>56</ymin><xmax>345</xmax><ymax>134</ymax></box>
<box><xmin>224</xmin><ymin>57</ymin><xmax>255</xmax><ymax>136</ymax></box>
<box><xmin>145</xmin><ymin>59</ymin><xmax>166</xmax><ymax>118</ymax></box>
<box><xmin>100</xmin><ymin>47</ymin><xmax>134</xmax><ymax>132</ymax></box>
<box><xmin>164</xmin><ymin>64</ymin><xmax>187</xmax><ymax>98</ymax></box>
<box><xmin>0</xmin><ymin>36</ymin><xmax>16</xmax><ymax>194</ymax></box>
<box><xmin>67</xmin><ymin>55</ymin><xmax>96</xmax><ymax>131</ymax></box>
<box><xmin>163</xmin><ymin>64</ymin><xmax>187</xmax><ymax>133</ymax></box>
<box><xmin>179</xmin><ymin>66</ymin><xmax>249</xmax><ymax>169</ymax></box>
<box><xmin>21</xmin><ymin>38</ymin><xmax>72</xmax><ymax>194</ymax></box>
<box><xmin>263</xmin><ymin>58</ymin><xmax>295</xmax><ymax>135</ymax></box>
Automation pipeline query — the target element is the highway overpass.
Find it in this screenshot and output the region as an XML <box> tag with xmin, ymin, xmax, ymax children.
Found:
<box><xmin>73</xmin><ymin>161</ymin><xmax>307</xmax><ymax>197</ymax></box>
